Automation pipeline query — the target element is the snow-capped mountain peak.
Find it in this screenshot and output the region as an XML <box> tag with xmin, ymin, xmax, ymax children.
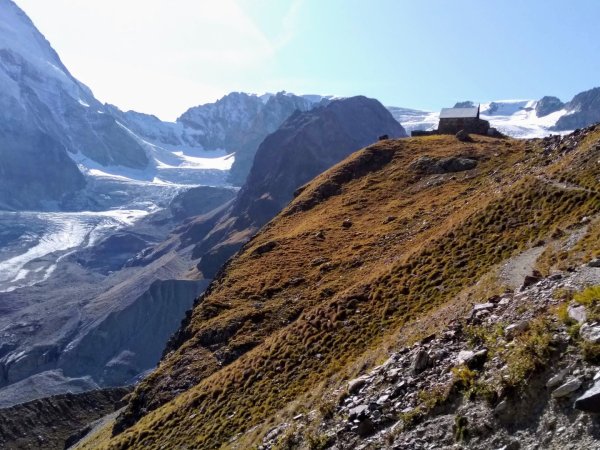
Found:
<box><xmin>388</xmin><ymin>98</ymin><xmax>573</xmax><ymax>138</ymax></box>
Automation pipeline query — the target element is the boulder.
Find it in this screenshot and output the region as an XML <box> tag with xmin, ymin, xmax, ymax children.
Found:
<box><xmin>456</xmin><ymin>349</ymin><xmax>487</xmax><ymax>369</ymax></box>
<box><xmin>588</xmin><ymin>258</ymin><xmax>600</xmax><ymax>268</ymax></box>
<box><xmin>505</xmin><ymin>321</ymin><xmax>529</xmax><ymax>339</ymax></box>
<box><xmin>580</xmin><ymin>323</ymin><xmax>600</xmax><ymax>344</ymax></box>
<box><xmin>473</xmin><ymin>302</ymin><xmax>495</xmax><ymax>312</ymax></box>
<box><xmin>456</xmin><ymin>130</ymin><xmax>473</xmax><ymax>142</ymax></box>
<box><xmin>551</xmin><ymin>378</ymin><xmax>582</xmax><ymax>398</ymax></box>
<box><xmin>252</xmin><ymin>241</ymin><xmax>277</xmax><ymax>256</ymax></box>
<box><xmin>456</xmin><ymin>350</ymin><xmax>475</xmax><ymax>366</ymax></box>
<box><xmin>411</xmin><ymin>348</ymin><xmax>429</xmax><ymax>374</ymax></box>
<box><xmin>356</xmin><ymin>418</ymin><xmax>375</xmax><ymax>437</ymax></box>
<box><xmin>348</xmin><ymin>376</ymin><xmax>369</xmax><ymax>394</ymax></box>
<box><xmin>470</xmin><ymin>303</ymin><xmax>495</xmax><ymax>320</ymax></box>
<box><xmin>348</xmin><ymin>404</ymin><xmax>369</xmax><ymax>420</ymax></box>
<box><xmin>568</xmin><ymin>304</ymin><xmax>587</xmax><ymax>324</ymax></box>
<box><xmin>574</xmin><ymin>380</ymin><xmax>600</xmax><ymax>413</ymax></box>
<box><xmin>521</xmin><ymin>274</ymin><xmax>542</xmax><ymax>290</ymax></box>
<box><xmin>546</xmin><ymin>371</ymin><xmax>568</xmax><ymax>390</ymax></box>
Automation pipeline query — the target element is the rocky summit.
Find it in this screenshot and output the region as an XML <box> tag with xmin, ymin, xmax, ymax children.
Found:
<box><xmin>65</xmin><ymin>124</ymin><xmax>600</xmax><ymax>449</ymax></box>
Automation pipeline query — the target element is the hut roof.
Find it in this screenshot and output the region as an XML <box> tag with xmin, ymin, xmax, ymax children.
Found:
<box><xmin>439</xmin><ymin>106</ymin><xmax>479</xmax><ymax>119</ymax></box>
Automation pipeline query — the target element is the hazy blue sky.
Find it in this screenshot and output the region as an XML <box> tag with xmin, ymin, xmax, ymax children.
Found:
<box><xmin>16</xmin><ymin>0</ymin><xmax>600</xmax><ymax>121</ymax></box>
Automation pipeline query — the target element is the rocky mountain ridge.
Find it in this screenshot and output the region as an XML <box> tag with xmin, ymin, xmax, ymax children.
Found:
<box><xmin>180</xmin><ymin>96</ymin><xmax>407</xmax><ymax>279</ymax></box>
<box><xmin>78</xmin><ymin>125</ymin><xmax>600</xmax><ymax>449</ymax></box>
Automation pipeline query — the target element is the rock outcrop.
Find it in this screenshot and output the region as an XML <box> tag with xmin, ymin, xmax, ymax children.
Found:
<box><xmin>554</xmin><ymin>87</ymin><xmax>600</xmax><ymax>131</ymax></box>
<box><xmin>535</xmin><ymin>96</ymin><xmax>565</xmax><ymax>117</ymax></box>
<box><xmin>177</xmin><ymin>91</ymin><xmax>325</xmax><ymax>185</ymax></box>
<box><xmin>0</xmin><ymin>387</ymin><xmax>129</xmax><ymax>449</ymax></box>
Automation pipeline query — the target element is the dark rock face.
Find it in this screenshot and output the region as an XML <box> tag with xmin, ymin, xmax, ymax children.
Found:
<box><xmin>0</xmin><ymin>129</ymin><xmax>85</xmax><ymax>210</ymax></box>
<box><xmin>554</xmin><ymin>87</ymin><xmax>600</xmax><ymax>131</ymax></box>
<box><xmin>575</xmin><ymin>380</ymin><xmax>600</xmax><ymax>413</ymax></box>
<box><xmin>234</xmin><ymin>96</ymin><xmax>407</xmax><ymax>223</ymax></box>
<box><xmin>178</xmin><ymin>92</ymin><xmax>322</xmax><ymax>185</ymax></box>
<box><xmin>0</xmin><ymin>387</ymin><xmax>130</xmax><ymax>450</ymax></box>
<box><xmin>74</xmin><ymin>232</ymin><xmax>153</xmax><ymax>275</ymax></box>
<box><xmin>58</xmin><ymin>279</ymin><xmax>206</xmax><ymax>386</ymax></box>
<box><xmin>535</xmin><ymin>96</ymin><xmax>565</xmax><ymax>117</ymax></box>
<box><xmin>168</xmin><ymin>186</ymin><xmax>237</xmax><ymax>220</ymax></box>
<box><xmin>189</xmin><ymin>96</ymin><xmax>407</xmax><ymax>277</ymax></box>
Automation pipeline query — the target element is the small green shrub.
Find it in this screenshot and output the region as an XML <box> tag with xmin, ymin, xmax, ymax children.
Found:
<box><xmin>503</xmin><ymin>317</ymin><xmax>554</xmax><ymax>391</ymax></box>
<box><xmin>398</xmin><ymin>408</ymin><xmax>423</xmax><ymax>429</ymax></box>
<box><xmin>574</xmin><ymin>285</ymin><xmax>600</xmax><ymax>321</ymax></box>
<box><xmin>568</xmin><ymin>323</ymin><xmax>582</xmax><ymax>340</ymax></box>
<box><xmin>574</xmin><ymin>285</ymin><xmax>600</xmax><ymax>307</ymax></box>
<box><xmin>556</xmin><ymin>302</ymin><xmax>574</xmax><ymax>325</ymax></box>
<box><xmin>451</xmin><ymin>365</ymin><xmax>477</xmax><ymax>391</ymax></box>
<box><xmin>306</xmin><ymin>432</ymin><xmax>330</xmax><ymax>450</ymax></box>
<box><xmin>454</xmin><ymin>415</ymin><xmax>469</xmax><ymax>442</ymax></box>
<box><xmin>581</xmin><ymin>341</ymin><xmax>600</xmax><ymax>364</ymax></box>
<box><xmin>417</xmin><ymin>384</ymin><xmax>451</xmax><ymax>410</ymax></box>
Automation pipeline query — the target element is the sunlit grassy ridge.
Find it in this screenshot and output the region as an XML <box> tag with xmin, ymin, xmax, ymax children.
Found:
<box><xmin>90</xmin><ymin>130</ymin><xmax>600</xmax><ymax>449</ymax></box>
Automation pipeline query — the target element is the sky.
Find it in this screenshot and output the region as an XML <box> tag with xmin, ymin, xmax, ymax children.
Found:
<box><xmin>15</xmin><ymin>0</ymin><xmax>600</xmax><ymax>121</ymax></box>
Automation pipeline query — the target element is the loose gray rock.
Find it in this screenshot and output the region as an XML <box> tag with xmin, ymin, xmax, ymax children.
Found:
<box><xmin>588</xmin><ymin>258</ymin><xmax>600</xmax><ymax>268</ymax></box>
<box><xmin>411</xmin><ymin>348</ymin><xmax>429</xmax><ymax>375</ymax></box>
<box><xmin>456</xmin><ymin>349</ymin><xmax>487</xmax><ymax>369</ymax></box>
<box><xmin>472</xmin><ymin>303</ymin><xmax>495</xmax><ymax>315</ymax></box>
<box><xmin>551</xmin><ymin>378</ymin><xmax>582</xmax><ymax>398</ymax></box>
<box><xmin>348</xmin><ymin>404</ymin><xmax>369</xmax><ymax>419</ymax></box>
<box><xmin>348</xmin><ymin>376</ymin><xmax>369</xmax><ymax>394</ymax></box>
<box><xmin>568</xmin><ymin>304</ymin><xmax>588</xmax><ymax>324</ymax></box>
<box><xmin>505</xmin><ymin>320</ymin><xmax>529</xmax><ymax>339</ymax></box>
<box><xmin>455</xmin><ymin>350</ymin><xmax>475</xmax><ymax>366</ymax></box>
<box><xmin>376</xmin><ymin>394</ymin><xmax>389</xmax><ymax>405</ymax></box>
<box><xmin>546</xmin><ymin>367</ymin><xmax>570</xmax><ymax>389</ymax></box>
<box><xmin>574</xmin><ymin>380</ymin><xmax>600</xmax><ymax>413</ymax></box>
<box><xmin>494</xmin><ymin>399</ymin><xmax>509</xmax><ymax>415</ymax></box>
<box><xmin>580</xmin><ymin>323</ymin><xmax>600</xmax><ymax>343</ymax></box>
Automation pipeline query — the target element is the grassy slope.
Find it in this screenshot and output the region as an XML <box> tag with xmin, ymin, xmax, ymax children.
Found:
<box><xmin>94</xmin><ymin>131</ymin><xmax>600</xmax><ymax>449</ymax></box>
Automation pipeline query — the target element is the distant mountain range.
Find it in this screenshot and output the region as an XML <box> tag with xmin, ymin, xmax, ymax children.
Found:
<box><xmin>2</xmin><ymin>0</ymin><xmax>600</xmax><ymax>211</ymax></box>
<box><xmin>389</xmin><ymin>87</ymin><xmax>600</xmax><ymax>138</ymax></box>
